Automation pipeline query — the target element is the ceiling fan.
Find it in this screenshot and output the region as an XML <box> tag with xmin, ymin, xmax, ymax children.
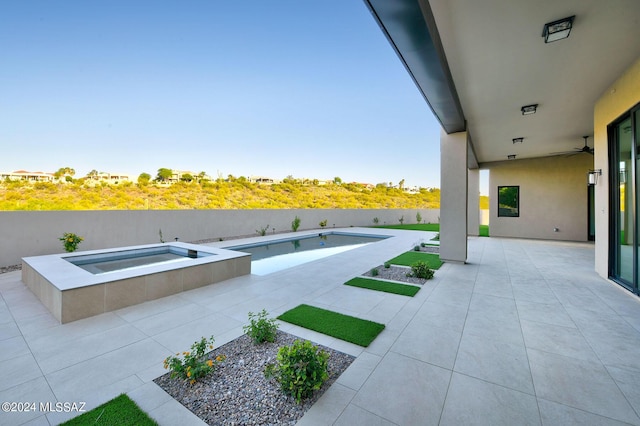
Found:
<box><xmin>550</xmin><ymin>136</ymin><xmax>594</xmax><ymax>156</ymax></box>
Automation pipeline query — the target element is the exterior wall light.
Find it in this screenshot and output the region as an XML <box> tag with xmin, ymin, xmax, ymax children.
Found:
<box><xmin>521</xmin><ymin>104</ymin><xmax>538</xmax><ymax>115</ymax></box>
<box><xmin>512</xmin><ymin>137</ymin><xmax>524</xmax><ymax>144</ymax></box>
<box><xmin>542</xmin><ymin>16</ymin><xmax>575</xmax><ymax>43</ymax></box>
<box><xmin>508</xmin><ymin>154</ymin><xmax>516</xmax><ymax>160</ymax></box>
<box><xmin>588</xmin><ymin>169</ymin><xmax>602</xmax><ymax>185</ymax></box>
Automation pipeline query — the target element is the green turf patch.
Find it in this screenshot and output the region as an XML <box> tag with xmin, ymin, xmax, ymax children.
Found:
<box><xmin>373</xmin><ymin>223</ymin><xmax>440</xmax><ymax>232</ymax></box>
<box><xmin>479</xmin><ymin>225</ymin><xmax>490</xmax><ymax>237</ymax></box>
<box><xmin>278</xmin><ymin>304</ymin><xmax>385</xmax><ymax>347</ymax></box>
<box><xmin>387</xmin><ymin>252</ymin><xmax>443</xmax><ymax>269</ymax></box>
<box><xmin>60</xmin><ymin>394</ymin><xmax>157</xmax><ymax>426</ymax></box>
<box><xmin>345</xmin><ymin>277</ymin><xmax>420</xmax><ymax>297</ymax></box>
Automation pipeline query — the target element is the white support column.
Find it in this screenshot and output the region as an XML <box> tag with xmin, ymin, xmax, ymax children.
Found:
<box><xmin>440</xmin><ymin>129</ymin><xmax>468</xmax><ymax>263</ymax></box>
<box><xmin>467</xmin><ymin>168</ymin><xmax>480</xmax><ymax>236</ymax></box>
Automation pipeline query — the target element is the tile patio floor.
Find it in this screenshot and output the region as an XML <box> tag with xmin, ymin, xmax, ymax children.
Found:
<box><xmin>1</xmin><ymin>228</ymin><xmax>640</xmax><ymax>425</ymax></box>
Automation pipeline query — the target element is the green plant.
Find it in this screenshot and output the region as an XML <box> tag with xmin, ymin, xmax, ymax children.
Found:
<box><xmin>399</xmin><ymin>215</ymin><xmax>404</xmax><ymax>225</ymax></box>
<box><xmin>414</xmin><ymin>245</ymin><xmax>421</xmax><ymax>251</ymax></box>
<box><xmin>416</xmin><ymin>211</ymin><xmax>422</xmax><ymax>223</ymax></box>
<box><xmin>59</xmin><ymin>232</ymin><xmax>83</xmax><ymax>252</ymax></box>
<box><xmin>384</xmin><ymin>261</ymin><xmax>391</xmax><ymax>268</ymax></box>
<box><xmin>256</xmin><ymin>224</ymin><xmax>270</xmax><ymax>236</ymax></box>
<box><xmin>163</xmin><ymin>336</ymin><xmax>225</xmax><ymax>385</ymax></box>
<box><xmin>373</xmin><ymin>217</ymin><xmax>379</xmax><ymax>225</ymax></box>
<box><xmin>264</xmin><ymin>339</ymin><xmax>329</xmax><ymax>403</ymax></box>
<box><xmin>291</xmin><ymin>216</ymin><xmax>301</xmax><ymax>232</ymax></box>
<box><xmin>319</xmin><ymin>219</ymin><xmax>328</xmax><ymax>228</ymax></box>
<box><xmin>370</xmin><ymin>267</ymin><xmax>379</xmax><ymax>276</ymax></box>
<box><xmin>159</xmin><ymin>228</ymin><xmax>165</xmax><ymax>243</ymax></box>
<box><xmin>243</xmin><ymin>309</ymin><xmax>279</xmax><ymax>344</ymax></box>
<box><xmin>432</xmin><ymin>233</ymin><xmax>440</xmax><ymax>241</ymax></box>
<box><xmin>407</xmin><ymin>261</ymin><xmax>435</xmax><ymax>279</ymax></box>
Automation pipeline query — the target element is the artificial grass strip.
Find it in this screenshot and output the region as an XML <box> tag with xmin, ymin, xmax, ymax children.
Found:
<box><xmin>373</xmin><ymin>223</ymin><xmax>440</xmax><ymax>232</ymax></box>
<box><xmin>345</xmin><ymin>277</ymin><xmax>420</xmax><ymax>297</ymax></box>
<box><xmin>60</xmin><ymin>394</ymin><xmax>157</xmax><ymax>426</ymax></box>
<box><xmin>278</xmin><ymin>304</ymin><xmax>385</xmax><ymax>347</ymax></box>
<box><xmin>387</xmin><ymin>252</ymin><xmax>443</xmax><ymax>269</ymax></box>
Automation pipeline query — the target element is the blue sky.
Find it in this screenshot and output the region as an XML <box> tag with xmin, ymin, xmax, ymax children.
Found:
<box><xmin>1</xmin><ymin>1</ymin><xmax>446</xmax><ymax>188</ymax></box>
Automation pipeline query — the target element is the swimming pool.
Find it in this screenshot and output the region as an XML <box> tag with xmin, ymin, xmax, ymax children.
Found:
<box><xmin>227</xmin><ymin>232</ymin><xmax>387</xmax><ymax>275</ymax></box>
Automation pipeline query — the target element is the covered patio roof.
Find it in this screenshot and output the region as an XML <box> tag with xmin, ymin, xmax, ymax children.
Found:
<box><xmin>364</xmin><ymin>0</ymin><xmax>640</xmax><ymax>164</ymax></box>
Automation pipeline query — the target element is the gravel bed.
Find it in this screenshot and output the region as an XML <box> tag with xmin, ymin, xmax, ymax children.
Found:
<box><xmin>363</xmin><ymin>265</ymin><xmax>428</xmax><ymax>285</ymax></box>
<box><xmin>154</xmin><ymin>331</ymin><xmax>355</xmax><ymax>425</ymax></box>
<box><xmin>362</xmin><ymin>245</ymin><xmax>440</xmax><ymax>285</ymax></box>
<box><xmin>0</xmin><ymin>264</ymin><xmax>21</xmax><ymax>274</ymax></box>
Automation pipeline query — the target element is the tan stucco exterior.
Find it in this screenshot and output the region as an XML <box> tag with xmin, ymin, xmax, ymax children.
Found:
<box><xmin>594</xmin><ymin>57</ymin><xmax>640</xmax><ymax>279</ymax></box>
<box><xmin>485</xmin><ymin>154</ymin><xmax>593</xmax><ymax>242</ymax></box>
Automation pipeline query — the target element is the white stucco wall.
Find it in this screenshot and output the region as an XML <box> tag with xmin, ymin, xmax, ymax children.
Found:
<box><xmin>594</xmin><ymin>57</ymin><xmax>640</xmax><ymax>279</ymax></box>
<box><xmin>0</xmin><ymin>208</ymin><xmax>440</xmax><ymax>267</ymax></box>
<box><xmin>484</xmin><ymin>154</ymin><xmax>593</xmax><ymax>242</ymax></box>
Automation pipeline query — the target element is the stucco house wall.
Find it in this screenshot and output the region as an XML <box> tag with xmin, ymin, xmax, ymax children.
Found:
<box><xmin>594</xmin><ymin>57</ymin><xmax>640</xmax><ymax>279</ymax></box>
<box><xmin>485</xmin><ymin>154</ymin><xmax>593</xmax><ymax>241</ymax></box>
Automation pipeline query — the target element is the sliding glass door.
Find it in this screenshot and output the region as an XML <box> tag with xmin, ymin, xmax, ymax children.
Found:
<box><xmin>610</xmin><ymin>106</ymin><xmax>640</xmax><ymax>294</ymax></box>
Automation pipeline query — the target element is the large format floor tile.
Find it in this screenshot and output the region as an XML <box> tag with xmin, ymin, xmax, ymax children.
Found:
<box><xmin>2</xmin><ymin>234</ymin><xmax>640</xmax><ymax>426</ymax></box>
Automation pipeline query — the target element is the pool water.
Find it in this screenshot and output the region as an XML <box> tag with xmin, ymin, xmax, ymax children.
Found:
<box><xmin>227</xmin><ymin>232</ymin><xmax>387</xmax><ymax>275</ymax></box>
<box><xmin>66</xmin><ymin>246</ymin><xmax>214</xmax><ymax>275</ymax></box>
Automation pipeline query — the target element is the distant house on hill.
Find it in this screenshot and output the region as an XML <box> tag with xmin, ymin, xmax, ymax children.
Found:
<box><xmin>1</xmin><ymin>170</ymin><xmax>56</xmax><ymax>182</ymax></box>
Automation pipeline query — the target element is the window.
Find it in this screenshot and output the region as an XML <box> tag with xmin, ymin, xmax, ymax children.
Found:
<box><xmin>498</xmin><ymin>186</ymin><xmax>519</xmax><ymax>217</ymax></box>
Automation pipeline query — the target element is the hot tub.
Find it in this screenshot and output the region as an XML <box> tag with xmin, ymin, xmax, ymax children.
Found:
<box><xmin>22</xmin><ymin>242</ymin><xmax>251</xmax><ymax>323</ymax></box>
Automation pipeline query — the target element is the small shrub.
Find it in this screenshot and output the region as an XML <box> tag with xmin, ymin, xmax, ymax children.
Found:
<box><xmin>373</xmin><ymin>217</ymin><xmax>379</xmax><ymax>225</ymax></box>
<box><xmin>432</xmin><ymin>233</ymin><xmax>440</xmax><ymax>241</ymax></box>
<box><xmin>158</xmin><ymin>228</ymin><xmax>165</xmax><ymax>243</ymax></box>
<box><xmin>384</xmin><ymin>261</ymin><xmax>391</xmax><ymax>269</ymax></box>
<box><xmin>399</xmin><ymin>216</ymin><xmax>404</xmax><ymax>225</ymax></box>
<box><xmin>59</xmin><ymin>232</ymin><xmax>83</xmax><ymax>252</ymax></box>
<box><xmin>407</xmin><ymin>261</ymin><xmax>434</xmax><ymax>280</ymax></box>
<box><xmin>256</xmin><ymin>224</ymin><xmax>270</xmax><ymax>236</ymax></box>
<box><xmin>416</xmin><ymin>212</ymin><xmax>422</xmax><ymax>223</ymax></box>
<box><xmin>264</xmin><ymin>339</ymin><xmax>329</xmax><ymax>403</ymax></box>
<box><xmin>370</xmin><ymin>267</ymin><xmax>379</xmax><ymax>276</ymax></box>
<box><xmin>319</xmin><ymin>219</ymin><xmax>327</xmax><ymax>228</ymax></box>
<box><xmin>291</xmin><ymin>216</ymin><xmax>301</xmax><ymax>232</ymax></box>
<box><xmin>163</xmin><ymin>336</ymin><xmax>225</xmax><ymax>385</ymax></box>
<box><xmin>414</xmin><ymin>245</ymin><xmax>421</xmax><ymax>252</ymax></box>
<box><xmin>243</xmin><ymin>309</ymin><xmax>279</xmax><ymax>344</ymax></box>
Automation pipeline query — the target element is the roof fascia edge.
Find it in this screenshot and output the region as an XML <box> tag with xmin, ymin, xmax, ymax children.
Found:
<box><xmin>363</xmin><ymin>0</ymin><xmax>466</xmax><ymax>134</ymax></box>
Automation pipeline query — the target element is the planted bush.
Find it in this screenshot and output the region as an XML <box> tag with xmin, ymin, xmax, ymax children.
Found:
<box><xmin>163</xmin><ymin>336</ymin><xmax>225</xmax><ymax>385</ymax></box>
<box><xmin>59</xmin><ymin>232</ymin><xmax>83</xmax><ymax>252</ymax></box>
<box><xmin>407</xmin><ymin>261</ymin><xmax>434</xmax><ymax>279</ymax></box>
<box><xmin>370</xmin><ymin>267</ymin><xmax>379</xmax><ymax>277</ymax></box>
<box><xmin>264</xmin><ymin>339</ymin><xmax>329</xmax><ymax>403</ymax></box>
<box><xmin>243</xmin><ymin>309</ymin><xmax>279</xmax><ymax>344</ymax></box>
<box><xmin>256</xmin><ymin>224</ymin><xmax>270</xmax><ymax>236</ymax></box>
<box><xmin>383</xmin><ymin>261</ymin><xmax>391</xmax><ymax>269</ymax></box>
<box><xmin>291</xmin><ymin>216</ymin><xmax>301</xmax><ymax>232</ymax></box>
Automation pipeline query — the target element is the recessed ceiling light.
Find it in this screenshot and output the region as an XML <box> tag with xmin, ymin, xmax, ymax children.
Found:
<box><xmin>542</xmin><ymin>15</ymin><xmax>575</xmax><ymax>43</ymax></box>
<box><xmin>521</xmin><ymin>104</ymin><xmax>538</xmax><ymax>115</ymax></box>
<box><xmin>512</xmin><ymin>137</ymin><xmax>524</xmax><ymax>144</ymax></box>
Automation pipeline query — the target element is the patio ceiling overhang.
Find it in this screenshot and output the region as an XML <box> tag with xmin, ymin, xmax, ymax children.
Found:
<box><xmin>364</xmin><ymin>0</ymin><xmax>640</xmax><ymax>164</ymax></box>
